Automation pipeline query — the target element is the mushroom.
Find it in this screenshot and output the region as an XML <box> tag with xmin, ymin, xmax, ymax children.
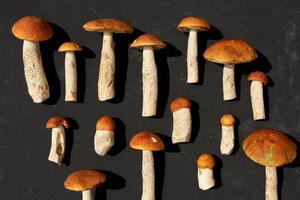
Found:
<box><xmin>203</xmin><ymin>39</ymin><xmax>257</xmax><ymax>100</ymax></box>
<box><xmin>83</xmin><ymin>19</ymin><xmax>133</xmax><ymax>101</ymax></box>
<box><xmin>94</xmin><ymin>116</ymin><xmax>115</xmax><ymax>156</ymax></box>
<box><xmin>220</xmin><ymin>114</ymin><xmax>235</xmax><ymax>155</ymax></box>
<box><xmin>130</xmin><ymin>131</ymin><xmax>165</xmax><ymax>200</ymax></box>
<box><xmin>197</xmin><ymin>153</ymin><xmax>215</xmax><ymax>190</ymax></box>
<box><xmin>243</xmin><ymin>129</ymin><xmax>297</xmax><ymax>200</ymax></box>
<box><xmin>64</xmin><ymin>169</ymin><xmax>106</xmax><ymax>200</ymax></box>
<box><xmin>58</xmin><ymin>42</ymin><xmax>82</xmax><ymax>102</ymax></box>
<box><xmin>12</xmin><ymin>16</ymin><xmax>53</xmax><ymax>103</ymax></box>
<box><xmin>130</xmin><ymin>34</ymin><xmax>166</xmax><ymax>117</ymax></box>
<box><xmin>46</xmin><ymin>116</ymin><xmax>70</xmax><ymax>165</ymax></box>
<box><xmin>177</xmin><ymin>16</ymin><xmax>210</xmax><ymax>83</ymax></box>
<box><xmin>247</xmin><ymin>71</ymin><xmax>269</xmax><ymax>120</ymax></box>
<box><xmin>170</xmin><ymin>97</ymin><xmax>192</xmax><ymax>144</ymax></box>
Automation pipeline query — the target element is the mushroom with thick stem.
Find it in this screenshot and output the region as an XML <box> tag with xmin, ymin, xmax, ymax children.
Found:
<box><xmin>170</xmin><ymin>97</ymin><xmax>192</xmax><ymax>144</ymax></box>
<box><xmin>46</xmin><ymin>116</ymin><xmax>70</xmax><ymax>166</ymax></box>
<box><xmin>64</xmin><ymin>169</ymin><xmax>106</xmax><ymax>200</ymax></box>
<box><xmin>177</xmin><ymin>16</ymin><xmax>210</xmax><ymax>83</ymax></box>
<box><xmin>243</xmin><ymin>129</ymin><xmax>297</xmax><ymax>200</ymax></box>
<box><xmin>130</xmin><ymin>131</ymin><xmax>165</xmax><ymax>200</ymax></box>
<box><xmin>94</xmin><ymin>116</ymin><xmax>115</xmax><ymax>156</ymax></box>
<box><xmin>220</xmin><ymin>114</ymin><xmax>235</xmax><ymax>155</ymax></box>
<box><xmin>12</xmin><ymin>16</ymin><xmax>53</xmax><ymax>103</ymax></box>
<box><xmin>83</xmin><ymin>19</ymin><xmax>133</xmax><ymax>101</ymax></box>
<box><xmin>130</xmin><ymin>34</ymin><xmax>166</xmax><ymax>117</ymax></box>
<box><xmin>203</xmin><ymin>39</ymin><xmax>257</xmax><ymax>100</ymax></box>
<box><xmin>197</xmin><ymin>153</ymin><xmax>215</xmax><ymax>190</ymax></box>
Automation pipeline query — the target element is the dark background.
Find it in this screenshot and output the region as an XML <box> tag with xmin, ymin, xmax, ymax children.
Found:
<box><xmin>0</xmin><ymin>0</ymin><xmax>300</xmax><ymax>199</ymax></box>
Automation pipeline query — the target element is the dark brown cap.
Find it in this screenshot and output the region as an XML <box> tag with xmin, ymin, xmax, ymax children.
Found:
<box><xmin>220</xmin><ymin>114</ymin><xmax>235</xmax><ymax>126</ymax></box>
<box><xmin>197</xmin><ymin>153</ymin><xmax>215</xmax><ymax>169</ymax></box>
<box><xmin>83</xmin><ymin>18</ymin><xmax>133</xmax><ymax>33</ymax></box>
<box><xmin>58</xmin><ymin>42</ymin><xmax>82</xmax><ymax>52</ymax></box>
<box><xmin>248</xmin><ymin>71</ymin><xmax>268</xmax><ymax>85</ymax></box>
<box><xmin>46</xmin><ymin>116</ymin><xmax>70</xmax><ymax>129</ymax></box>
<box><xmin>130</xmin><ymin>131</ymin><xmax>165</xmax><ymax>151</ymax></box>
<box><xmin>177</xmin><ymin>16</ymin><xmax>210</xmax><ymax>32</ymax></box>
<box><xmin>96</xmin><ymin>116</ymin><xmax>115</xmax><ymax>131</ymax></box>
<box><xmin>130</xmin><ymin>34</ymin><xmax>166</xmax><ymax>50</ymax></box>
<box><xmin>170</xmin><ymin>97</ymin><xmax>192</xmax><ymax>112</ymax></box>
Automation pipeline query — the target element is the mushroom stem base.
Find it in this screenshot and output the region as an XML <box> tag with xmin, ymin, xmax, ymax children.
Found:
<box><xmin>265</xmin><ymin>167</ymin><xmax>278</xmax><ymax>200</ymax></box>
<box><xmin>65</xmin><ymin>51</ymin><xmax>77</xmax><ymax>102</ymax></box>
<box><xmin>172</xmin><ymin>108</ymin><xmax>192</xmax><ymax>144</ymax></box>
<box><xmin>198</xmin><ymin>168</ymin><xmax>215</xmax><ymax>190</ymax></box>
<box><xmin>250</xmin><ymin>81</ymin><xmax>266</xmax><ymax>120</ymax></box>
<box><xmin>82</xmin><ymin>190</ymin><xmax>93</xmax><ymax>200</ymax></box>
<box><xmin>94</xmin><ymin>130</ymin><xmax>114</xmax><ymax>156</ymax></box>
<box><xmin>187</xmin><ymin>29</ymin><xmax>198</xmax><ymax>83</ymax></box>
<box><xmin>223</xmin><ymin>64</ymin><xmax>236</xmax><ymax>100</ymax></box>
<box><xmin>220</xmin><ymin>125</ymin><xmax>235</xmax><ymax>155</ymax></box>
<box><xmin>142</xmin><ymin>150</ymin><xmax>155</xmax><ymax>200</ymax></box>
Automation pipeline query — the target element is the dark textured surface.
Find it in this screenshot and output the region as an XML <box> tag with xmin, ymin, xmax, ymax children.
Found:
<box><xmin>0</xmin><ymin>0</ymin><xmax>300</xmax><ymax>199</ymax></box>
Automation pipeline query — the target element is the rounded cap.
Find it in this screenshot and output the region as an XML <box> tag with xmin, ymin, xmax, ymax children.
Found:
<box><xmin>242</xmin><ymin>129</ymin><xmax>297</xmax><ymax>167</ymax></box>
<box><xmin>177</xmin><ymin>16</ymin><xmax>210</xmax><ymax>32</ymax></box>
<box><xmin>46</xmin><ymin>116</ymin><xmax>71</xmax><ymax>129</ymax></box>
<box><xmin>64</xmin><ymin>169</ymin><xmax>106</xmax><ymax>191</ymax></box>
<box><xmin>130</xmin><ymin>34</ymin><xmax>166</xmax><ymax>50</ymax></box>
<box><xmin>220</xmin><ymin>114</ymin><xmax>235</xmax><ymax>126</ymax></box>
<box><xmin>12</xmin><ymin>16</ymin><xmax>53</xmax><ymax>42</ymax></box>
<box><xmin>197</xmin><ymin>153</ymin><xmax>215</xmax><ymax>169</ymax></box>
<box><xmin>83</xmin><ymin>18</ymin><xmax>133</xmax><ymax>33</ymax></box>
<box><xmin>248</xmin><ymin>71</ymin><xmax>268</xmax><ymax>85</ymax></box>
<box><xmin>58</xmin><ymin>42</ymin><xmax>82</xmax><ymax>52</ymax></box>
<box><xmin>130</xmin><ymin>131</ymin><xmax>165</xmax><ymax>151</ymax></box>
<box><xmin>203</xmin><ymin>39</ymin><xmax>257</xmax><ymax>65</ymax></box>
<box><xmin>170</xmin><ymin>97</ymin><xmax>192</xmax><ymax>112</ymax></box>
<box><xmin>96</xmin><ymin>116</ymin><xmax>115</xmax><ymax>131</ymax></box>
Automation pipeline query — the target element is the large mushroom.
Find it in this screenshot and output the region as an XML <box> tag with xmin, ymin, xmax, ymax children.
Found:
<box><xmin>203</xmin><ymin>39</ymin><xmax>257</xmax><ymax>100</ymax></box>
<box><xmin>83</xmin><ymin>18</ymin><xmax>133</xmax><ymax>101</ymax></box>
<box><xmin>197</xmin><ymin>153</ymin><xmax>215</xmax><ymax>190</ymax></box>
<box><xmin>220</xmin><ymin>114</ymin><xmax>235</xmax><ymax>155</ymax></box>
<box><xmin>130</xmin><ymin>131</ymin><xmax>165</xmax><ymax>200</ymax></box>
<box><xmin>130</xmin><ymin>34</ymin><xmax>166</xmax><ymax>117</ymax></box>
<box><xmin>177</xmin><ymin>16</ymin><xmax>210</xmax><ymax>83</ymax></box>
<box><xmin>12</xmin><ymin>16</ymin><xmax>53</xmax><ymax>103</ymax></box>
<box><xmin>243</xmin><ymin>129</ymin><xmax>297</xmax><ymax>200</ymax></box>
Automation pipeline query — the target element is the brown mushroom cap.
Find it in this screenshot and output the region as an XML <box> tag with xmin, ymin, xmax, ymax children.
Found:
<box><xmin>96</xmin><ymin>116</ymin><xmax>115</xmax><ymax>131</ymax></box>
<box><xmin>58</xmin><ymin>42</ymin><xmax>82</xmax><ymax>52</ymax></box>
<box><xmin>197</xmin><ymin>153</ymin><xmax>215</xmax><ymax>169</ymax></box>
<box><xmin>83</xmin><ymin>18</ymin><xmax>133</xmax><ymax>33</ymax></box>
<box><xmin>248</xmin><ymin>71</ymin><xmax>268</xmax><ymax>85</ymax></box>
<box><xmin>177</xmin><ymin>16</ymin><xmax>210</xmax><ymax>32</ymax></box>
<box><xmin>46</xmin><ymin>116</ymin><xmax>71</xmax><ymax>129</ymax></box>
<box><xmin>242</xmin><ymin>129</ymin><xmax>297</xmax><ymax>167</ymax></box>
<box><xmin>170</xmin><ymin>97</ymin><xmax>192</xmax><ymax>112</ymax></box>
<box><xmin>203</xmin><ymin>39</ymin><xmax>257</xmax><ymax>65</ymax></box>
<box><xmin>130</xmin><ymin>34</ymin><xmax>166</xmax><ymax>50</ymax></box>
<box><xmin>64</xmin><ymin>169</ymin><xmax>106</xmax><ymax>191</ymax></box>
<box><xmin>220</xmin><ymin>114</ymin><xmax>235</xmax><ymax>126</ymax></box>
<box><xmin>12</xmin><ymin>16</ymin><xmax>53</xmax><ymax>42</ymax></box>
<box><xmin>130</xmin><ymin>131</ymin><xmax>165</xmax><ymax>151</ymax></box>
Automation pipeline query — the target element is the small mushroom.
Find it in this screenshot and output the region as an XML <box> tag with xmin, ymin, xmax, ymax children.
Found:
<box><xmin>58</xmin><ymin>42</ymin><xmax>82</xmax><ymax>102</ymax></box>
<box><xmin>243</xmin><ymin>129</ymin><xmax>297</xmax><ymax>200</ymax></box>
<box><xmin>64</xmin><ymin>169</ymin><xmax>106</xmax><ymax>200</ymax></box>
<box><xmin>177</xmin><ymin>16</ymin><xmax>210</xmax><ymax>83</ymax></box>
<box><xmin>94</xmin><ymin>116</ymin><xmax>115</xmax><ymax>156</ymax></box>
<box><xmin>130</xmin><ymin>131</ymin><xmax>165</xmax><ymax>200</ymax></box>
<box><xmin>204</xmin><ymin>39</ymin><xmax>257</xmax><ymax>100</ymax></box>
<box><xmin>170</xmin><ymin>97</ymin><xmax>192</xmax><ymax>144</ymax></box>
<box><xmin>83</xmin><ymin>19</ymin><xmax>133</xmax><ymax>101</ymax></box>
<box><xmin>46</xmin><ymin>116</ymin><xmax>70</xmax><ymax>165</ymax></box>
<box><xmin>12</xmin><ymin>16</ymin><xmax>53</xmax><ymax>103</ymax></box>
<box><xmin>197</xmin><ymin>153</ymin><xmax>215</xmax><ymax>190</ymax></box>
<box><xmin>220</xmin><ymin>114</ymin><xmax>235</xmax><ymax>155</ymax></box>
<box><xmin>130</xmin><ymin>34</ymin><xmax>166</xmax><ymax>117</ymax></box>
<box><xmin>247</xmin><ymin>71</ymin><xmax>269</xmax><ymax>120</ymax></box>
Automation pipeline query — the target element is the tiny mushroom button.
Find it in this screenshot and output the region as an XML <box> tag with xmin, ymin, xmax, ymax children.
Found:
<box><xmin>220</xmin><ymin>114</ymin><xmax>236</xmax><ymax>155</ymax></box>
<box><xmin>197</xmin><ymin>153</ymin><xmax>216</xmax><ymax>190</ymax></box>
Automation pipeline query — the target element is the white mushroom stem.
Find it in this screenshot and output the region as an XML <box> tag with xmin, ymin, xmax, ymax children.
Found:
<box><xmin>220</xmin><ymin>125</ymin><xmax>234</xmax><ymax>155</ymax></box>
<box><xmin>23</xmin><ymin>40</ymin><xmax>49</xmax><ymax>103</ymax></box>
<box><xmin>65</xmin><ymin>51</ymin><xmax>77</xmax><ymax>102</ymax></box>
<box><xmin>98</xmin><ymin>31</ymin><xmax>115</xmax><ymax>101</ymax></box>
<box><xmin>172</xmin><ymin>108</ymin><xmax>192</xmax><ymax>144</ymax></box>
<box><xmin>142</xmin><ymin>150</ymin><xmax>155</xmax><ymax>200</ymax></box>
<box><xmin>48</xmin><ymin>125</ymin><xmax>65</xmax><ymax>165</ymax></box>
<box><xmin>250</xmin><ymin>80</ymin><xmax>266</xmax><ymax>120</ymax></box>
<box><xmin>94</xmin><ymin>130</ymin><xmax>114</xmax><ymax>156</ymax></box>
<box><xmin>142</xmin><ymin>46</ymin><xmax>158</xmax><ymax>117</ymax></box>
<box><xmin>223</xmin><ymin>64</ymin><xmax>236</xmax><ymax>100</ymax></box>
<box><xmin>187</xmin><ymin>29</ymin><xmax>198</xmax><ymax>83</ymax></box>
<box><xmin>198</xmin><ymin>168</ymin><xmax>215</xmax><ymax>190</ymax></box>
<box><xmin>82</xmin><ymin>190</ymin><xmax>93</xmax><ymax>200</ymax></box>
<box><xmin>265</xmin><ymin>167</ymin><xmax>278</xmax><ymax>200</ymax></box>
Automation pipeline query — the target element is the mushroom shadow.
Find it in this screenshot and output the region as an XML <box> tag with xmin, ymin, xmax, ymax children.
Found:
<box><xmin>108</xmin><ymin>117</ymin><xmax>127</xmax><ymax>156</ymax></box>
<box><xmin>189</xmin><ymin>100</ymin><xmax>200</xmax><ymax>143</ymax></box>
<box><xmin>211</xmin><ymin>154</ymin><xmax>223</xmax><ymax>189</ymax></box>
<box><xmin>231</xmin><ymin>116</ymin><xmax>240</xmax><ymax>155</ymax></box>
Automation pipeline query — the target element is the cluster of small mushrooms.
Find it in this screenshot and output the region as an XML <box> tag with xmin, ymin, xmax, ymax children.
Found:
<box><xmin>11</xmin><ymin>15</ymin><xmax>297</xmax><ymax>200</ymax></box>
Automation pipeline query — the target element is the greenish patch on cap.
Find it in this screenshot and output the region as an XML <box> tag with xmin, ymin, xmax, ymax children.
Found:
<box><xmin>264</xmin><ymin>149</ymin><xmax>273</xmax><ymax>162</ymax></box>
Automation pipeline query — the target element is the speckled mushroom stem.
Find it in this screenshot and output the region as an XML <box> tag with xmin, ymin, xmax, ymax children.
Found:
<box><xmin>187</xmin><ymin>29</ymin><xmax>198</xmax><ymax>83</ymax></box>
<box><xmin>142</xmin><ymin>46</ymin><xmax>158</xmax><ymax>117</ymax></box>
<box><xmin>48</xmin><ymin>125</ymin><xmax>65</xmax><ymax>165</ymax></box>
<box><xmin>98</xmin><ymin>31</ymin><xmax>115</xmax><ymax>101</ymax></box>
<box><xmin>265</xmin><ymin>167</ymin><xmax>278</xmax><ymax>200</ymax></box>
<box><xmin>94</xmin><ymin>130</ymin><xmax>114</xmax><ymax>156</ymax></box>
<box><xmin>82</xmin><ymin>190</ymin><xmax>93</xmax><ymax>200</ymax></box>
<box><xmin>23</xmin><ymin>40</ymin><xmax>49</xmax><ymax>103</ymax></box>
<box><xmin>172</xmin><ymin>108</ymin><xmax>192</xmax><ymax>144</ymax></box>
<box><xmin>223</xmin><ymin>64</ymin><xmax>236</xmax><ymax>100</ymax></box>
<box><xmin>142</xmin><ymin>150</ymin><xmax>155</xmax><ymax>200</ymax></box>
<box><xmin>220</xmin><ymin>125</ymin><xmax>234</xmax><ymax>155</ymax></box>
<box><xmin>198</xmin><ymin>168</ymin><xmax>215</xmax><ymax>190</ymax></box>
<box><xmin>65</xmin><ymin>51</ymin><xmax>77</xmax><ymax>102</ymax></box>
<box><xmin>250</xmin><ymin>80</ymin><xmax>266</xmax><ymax>120</ymax></box>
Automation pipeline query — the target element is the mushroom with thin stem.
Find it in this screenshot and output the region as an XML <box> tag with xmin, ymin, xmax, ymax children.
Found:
<box><xmin>83</xmin><ymin>19</ymin><xmax>133</xmax><ymax>101</ymax></box>
<box><xmin>130</xmin><ymin>131</ymin><xmax>165</xmax><ymax>200</ymax></box>
<box><xmin>197</xmin><ymin>153</ymin><xmax>215</xmax><ymax>190</ymax></box>
<box><xmin>130</xmin><ymin>34</ymin><xmax>166</xmax><ymax>117</ymax></box>
<box><xmin>64</xmin><ymin>169</ymin><xmax>106</xmax><ymax>200</ymax></box>
<box><xmin>177</xmin><ymin>16</ymin><xmax>210</xmax><ymax>83</ymax></box>
<box><xmin>243</xmin><ymin>129</ymin><xmax>297</xmax><ymax>200</ymax></box>
<box><xmin>203</xmin><ymin>39</ymin><xmax>257</xmax><ymax>100</ymax></box>
<box><xmin>12</xmin><ymin>16</ymin><xmax>53</xmax><ymax>103</ymax></box>
<box><xmin>220</xmin><ymin>114</ymin><xmax>235</xmax><ymax>155</ymax></box>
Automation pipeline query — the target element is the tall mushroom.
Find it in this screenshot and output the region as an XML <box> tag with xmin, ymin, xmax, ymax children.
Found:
<box><xmin>220</xmin><ymin>114</ymin><xmax>235</xmax><ymax>155</ymax></box>
<box><xmin>243</xmin><ymin>129</ymin><xmax>297</xmax><ymax>200</ymax></box>
<box><xmin>64</xmin><ymin>169</ymin><xmax>106</xmax><ymax>200</ymax></box>
<box><xmin>247</xmin><ymin>71</ymin><xmax>269</xmax><ymax>120</ymax></box>
<box><xmin>130</xmin><ymin>34</ymin><xmax>166</xmax><ymax>117</ymax></box>
<box><xmin>58</xmin><ymin>42</ymin><xmax>82</xmax><ymax>102</ymax></box>
<box><xmin>12</xmin><ymin>16</ymin><xmax>53</xmax><ymax>103</ymax></box>
<box><xmin>130</xmin><ymin>131</ymin><xmax>165</xmax><ymax>200</ymax></box>
<box><xmin>203</xmin><ymin>39</ymin><xmax>257</xmax><ymax>100</ymax></box>
<box><xmin>46</xmin><ymin>116</ymin><xmax>70</xmax><ymax>165</ymax></box>
<box><xmin>83</xmin><ymin>19</ymin><xmax>133</xmax><ymax>101</ymax></box>
<box><xmin>170</xmin><ymin>97</ymin><xmax>192</xmax><ymax>144</ymax></box>
<box><xmin>197</xmin><ymin>153</ymin><xmax>215</xmax><ymax>190</ymax></box>
<box><xmin>177</xmin><ymin>16</ymin><xmax>210</xmax><ymax>83</ymax></box>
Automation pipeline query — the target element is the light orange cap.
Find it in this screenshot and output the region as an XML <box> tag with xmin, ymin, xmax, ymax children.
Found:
<box><xmin>170</xmin><ymin>97</ymin><xmax>191</xmax><ymax>112</ymax></box>
<box><xmin>46</xmin><ymin>116</ymin><xmax>70</xmax><ymax>129</ymax></box>
<box><xmin>197</xmin><ymin>153</ymin><xmax>215</xmax><ymax>169</ymax></box>
<box><xmin>96</xmin><ymin>116</ymin><xmax>115</xmax><ymax>131</ymax></box>
<box><xmin>130</xmin><ymin>131</ymin><xmax>165</xmax><ymax>151</ymax></box>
